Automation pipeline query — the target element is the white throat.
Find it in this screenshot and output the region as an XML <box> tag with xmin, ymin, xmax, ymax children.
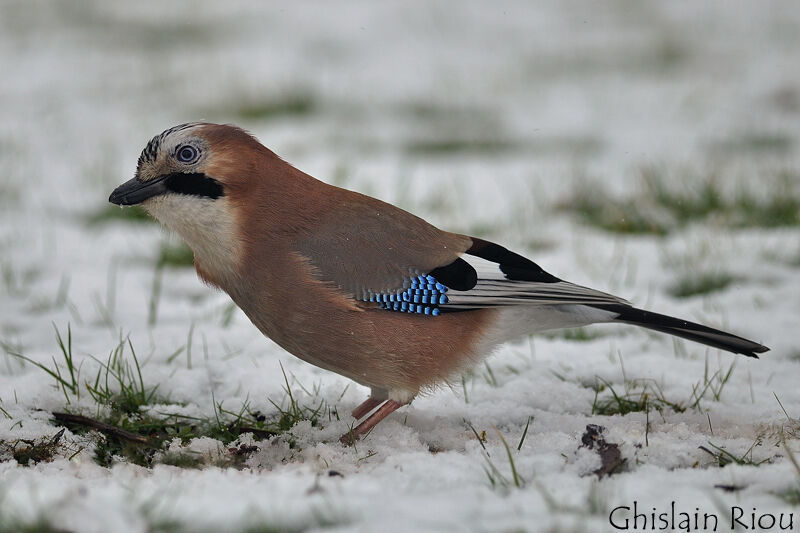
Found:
<box><xmin>143</xmin><ymin>194</ymin><xmax>243</xmax><ymax>281</ymax></box>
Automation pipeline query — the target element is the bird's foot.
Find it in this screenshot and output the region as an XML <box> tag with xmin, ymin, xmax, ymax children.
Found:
<box><xmin>339</xmin><ymin>400</ymin><xmax>402</xmax><ymax>445</ymax></box>
<box><xmin>351</xmin><ymin>396</ymin><xmax>384</xmax><ymax>420</ymax></box>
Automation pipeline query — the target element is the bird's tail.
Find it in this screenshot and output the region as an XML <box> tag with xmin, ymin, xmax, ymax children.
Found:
<box><xmin>595</xmin><ymin>305</ymin><xmax>769</xmax><ymax>358</ymax></box>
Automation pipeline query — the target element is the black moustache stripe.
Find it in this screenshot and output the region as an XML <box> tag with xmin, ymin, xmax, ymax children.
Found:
<box><xmin>164</xmin><ymin>172</ymin><xmax>224</xmax><ymax>199</ymax></box>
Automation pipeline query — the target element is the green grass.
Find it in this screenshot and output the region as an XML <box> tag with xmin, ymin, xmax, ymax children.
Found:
<box><xmin>779</xmin><ymin>487</ymin><xmax>800</xmax><ymax>506</ymax></box>
<box><xmin>688</xmin><ymin>359</ymin><xmax>737</xmax><ymax>410</ymax></box>
<box><xmin>541</xmin><ymin>327</ymin><xmax>608</xmax><ymax>342</ymax></box>
<box><xmin>459</xmin><ymin>357</ymin><xmax>536</xmax><ymax>404</ymax></box>
<box><xmin>698</xmin><ymin>439</ymin><xmax>771</xmax><ymax>467</ymax></box>
<box><xmin>0</xmin><ymin>516</ymin><xmax>67</xmax><ymax>533</ymax></box>
<box><xmin>398</xmin><ymin>101</ymin><xmax>495</xmax><ymax>123</ymax></box>
<box><xmin>158</xmin><ymin>450</ymin><xmax>204</xmax><ymax>469</ymax></box>
<box><xmin>85</xmin><ymin>205</ymin><xmax>193</xmax><ymax>269</ymax></box>
<box><xmin>668</xmin><ymin>272</ymin><xmax>736</xmax><ymax>298</ymax></box>
<box><xmin>157</xmin><ymin>242</ymin><xmax>194</xmax><ymax>268</ymax></box>
<box><xmin>591</xmin><ymin>355</ymin><xmax>737</xmax><ymax>418</ymax></box>
<box><xmin>148</xmin><ymin>241</ymin><xmax>196</xmax><ymax>324</ymax></box>
<box><xmin>0</xmin><ymin>180</ymin><xmax>20</xmax><ymax>210</ymax></box>
<box><xmin>0</xmin><ymin>508</ymin><xmax>340</xmax><ymax>533</ymax></box>
<box><xmin>591</xmin><ymin>378</ymin><xmax>685</xmax><ymax>417</ymax></box>
<box><xmin>215</xmin><ymin>92</ymin><xmax>317</xmax><ymax>122</ymax></box>
<box><xmin>85</xmin><ymin>338</ymin><xmax>159</xmax><ymax>415</ymax></box>
<box><xmin>587</xmin><ymin>357</ymin><xmax>741</xmax><ymax>452</ymax></box>
<box><xmin>404</xmin><ymin>135</ymin><xmax>602</xmax><ymax>157</ymax></box>
<box><xmin>405</xmin><ymin>138</ymin><xmax>519</xmax><ymax>155</ymax></box>
<box><xmin>1</xmin><ymin>263</ymin><xmax>40</xmax><ymax>297</ymax></box>
<box><xmin>493</xmin><ymin>425</ymin><xmax>525</xmax><ymax>488</ymax></box>
<box><xmin>86</xmin><ymin>205</ymin><xmax>152</xmax><ymax>226</ymax></box>
<box><xmin>560</xmin><ymin>169</ymin><xmax>800</xmax><ymax>235</ymax></box>
<box><xmin>777</xmin><ymin>440</ymin><xmax>800</xmax><ymax>505</ymax></box>
<box><xmin>9</xmin><ymin>324</ymin><xmax>79</xmax><ymax>404</ymax></box>
<box><xmin>8</xmin><ymin>326</ymin><xmax>336</xmax><ymax>468</ymax></box>
<box><xmin>257</xmin><ymin>363</ymin><xmax>341</xmax><ymax>446</ymax></box>
<box><xmin>712</xmin><ymin>132</ymin><xmax>794</xmax><ymax>154</ymax></box>
<box><xmin>466</xmin><ymin>420</ymin><xmax>526</xmax><ymax>490</ymax></box>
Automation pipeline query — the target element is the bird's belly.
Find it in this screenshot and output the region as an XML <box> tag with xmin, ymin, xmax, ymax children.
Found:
<box><xmin>231</xmin><ymin>288</ymin><xmax>497</xmax><ymax>392</ymax></box>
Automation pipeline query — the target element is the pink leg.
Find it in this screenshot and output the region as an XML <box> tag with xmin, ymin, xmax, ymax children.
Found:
<box><xmin>340</xmin><ymin>400</ymin><xmax>403</xmax><ymax>445</ymax></box>
<box><xmin>351</xmin><ymin>396</ymin><xmax>384</xmax><ymax>420</ymax></box>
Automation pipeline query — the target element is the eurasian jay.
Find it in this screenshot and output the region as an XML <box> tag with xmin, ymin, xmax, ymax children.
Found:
<box><xmin>109</xmin><ymin>123</ymin><xmax>769</xmax><ymax>444</ymax></box>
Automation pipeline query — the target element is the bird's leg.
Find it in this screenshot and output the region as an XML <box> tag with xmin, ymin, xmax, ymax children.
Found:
<box><xmin>351</xmin><ymin>396</ymin><xmax>384</xmax><ymax>420</ymax></box>
<box><xmin>340</xmin><ymin>400</ymin><xmax>403</xmax><ymax>445</ymax></box>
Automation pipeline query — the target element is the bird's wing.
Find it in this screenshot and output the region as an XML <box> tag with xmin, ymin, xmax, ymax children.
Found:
<box><xmin>438</xmin><ymin>237</ymin><xmax>630</xmax><ymax>310</ymax></box>
<box><xmin>295</xmin><ymin>192</ymin><xmax>626</xmax><ymax>312</ymax></box>
<box><xmin>293</xmin><ymin>193</ymin><xmax>472</xmax><ymax>300</ymax></box>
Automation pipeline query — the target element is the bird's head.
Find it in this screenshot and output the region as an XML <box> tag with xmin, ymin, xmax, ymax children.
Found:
<box><xmin>109</xmin><ymin>122</ymin><xmax>251</xmax><ymax>208</ymax></box>
<box><xmin>109</xmin><ymin>122</ymin><xmax>269</xmax><ymax>282</ymax></box>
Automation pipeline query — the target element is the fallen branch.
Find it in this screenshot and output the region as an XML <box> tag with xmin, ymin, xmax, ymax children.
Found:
<box><xmin>231</xmin><ymin>425</ymin><xmax>278</xmax><ymax>440</ymax></box>
<box><xmin>52</xmin><ymin>412</ymin><xmax>148</xmax><ymax>444</ymax></box>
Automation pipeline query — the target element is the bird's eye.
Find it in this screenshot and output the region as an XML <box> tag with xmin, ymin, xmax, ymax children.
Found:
<box><xmin>176</xmin><ymin>145</ymin><xmax>199</xmax><ymax>164</ymax></box>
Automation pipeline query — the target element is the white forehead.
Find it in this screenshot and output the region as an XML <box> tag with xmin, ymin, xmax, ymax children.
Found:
<box><xmin>137</xmin><ymin>122</ymin><xmax>207</xmax><ymax>167</ymax></box>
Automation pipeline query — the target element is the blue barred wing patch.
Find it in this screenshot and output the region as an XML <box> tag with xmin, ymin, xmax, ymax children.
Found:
<box><xmin>360</xmin><ymin>275</ymin><xmax>448</xmax><ymax>316</ymax></box>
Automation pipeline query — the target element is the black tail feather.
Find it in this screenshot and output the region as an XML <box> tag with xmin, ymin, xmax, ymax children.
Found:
<box><xmin>596</xmin><ymin>305</ymin><xmax>769</xmax><ymax>358</ymax></box>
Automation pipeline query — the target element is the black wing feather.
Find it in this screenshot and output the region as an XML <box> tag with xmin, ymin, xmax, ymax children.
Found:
<box><xmin>467</xmin><ymin>237</ymin><xmax>560</xmax><ymax>283</ymax></box>
<box><xmin>597</xmin><ymin>304</ymin><xmax>769</xmax><ymax>358</ymax></box>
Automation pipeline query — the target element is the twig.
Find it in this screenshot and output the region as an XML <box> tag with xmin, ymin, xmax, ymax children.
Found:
<box><xmin>52</xmin><ymin>412</ymin><xmax>148</xmax><ymax>443</ymax></box>
<box><xmin>230</xmin><ymin>425</ymin><xmax>277</xmax><ymax>440</ymax></box>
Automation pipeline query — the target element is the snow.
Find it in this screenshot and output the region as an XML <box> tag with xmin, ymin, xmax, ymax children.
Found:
<box><xmin>1</xmin><ymin>1</ymin><xmax>799</xmax><ymax>531</ymax></box>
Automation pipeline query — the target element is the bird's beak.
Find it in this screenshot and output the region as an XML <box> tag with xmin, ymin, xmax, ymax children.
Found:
<box><xmin>109</xmin><ymin>176</ymin><xmax>167</xmax><ymax>206</ymax></box>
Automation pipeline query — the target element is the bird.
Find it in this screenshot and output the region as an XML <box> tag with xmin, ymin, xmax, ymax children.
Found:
<box><xmin>109</xmin><ymin>122</ymin><xmax>769</xmax><ymax>444</ymax></box>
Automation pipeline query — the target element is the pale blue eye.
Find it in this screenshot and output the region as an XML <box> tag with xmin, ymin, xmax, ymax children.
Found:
<box><xmin>176</xmin><ymin>145</ymin><xmax>199</xmax><ymax>163</ymax></box>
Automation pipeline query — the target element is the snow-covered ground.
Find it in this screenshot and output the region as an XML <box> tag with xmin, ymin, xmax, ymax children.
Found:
<box><xmin>1</xmin><ymin>2</ymin><xmax>799</xmax><ymax>531</ymax></box>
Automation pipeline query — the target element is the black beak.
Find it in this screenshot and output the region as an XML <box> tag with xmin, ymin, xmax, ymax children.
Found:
<box><xmin>108</xmin><ymin>176</ymin><xmax>168</xmax><ymax>206</ymax></box>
